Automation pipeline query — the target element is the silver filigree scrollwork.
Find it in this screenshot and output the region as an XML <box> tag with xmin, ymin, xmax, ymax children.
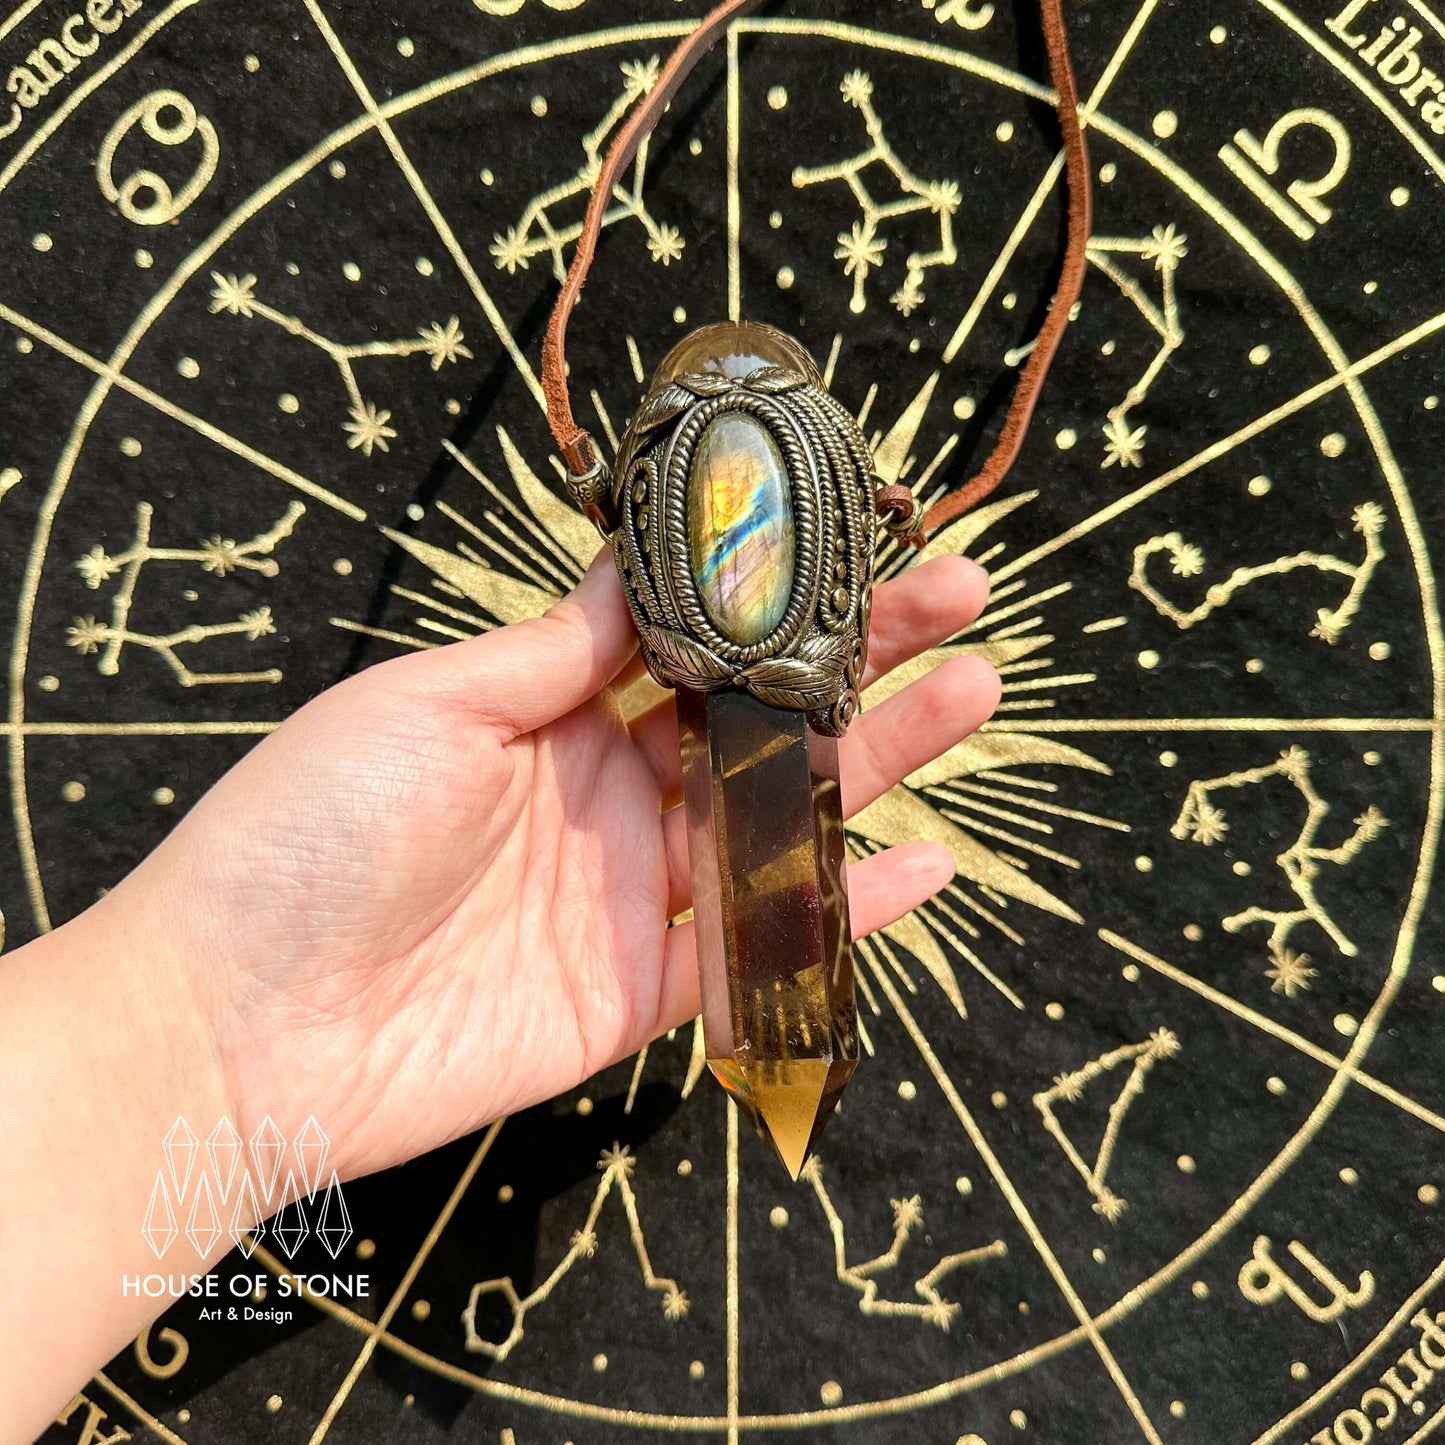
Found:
<box><xmin>610</xmin><ymin>364</ymin><xmax>879</xmax><ymax>736</ymax></box>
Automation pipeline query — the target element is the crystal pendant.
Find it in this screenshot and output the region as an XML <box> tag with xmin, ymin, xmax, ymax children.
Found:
<box><xmin>610</xmin><ymin>321</ymin><xmax>876</xmax><ymax>1176</ymax></box>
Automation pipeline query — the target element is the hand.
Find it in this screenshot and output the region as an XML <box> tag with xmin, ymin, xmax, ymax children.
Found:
<box><xmin>93</xmin><ymin>551</ymin><xmax>998</xmax><ymax>1180</ymax></box>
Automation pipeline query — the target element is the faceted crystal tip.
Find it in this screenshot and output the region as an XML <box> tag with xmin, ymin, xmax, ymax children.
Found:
<box><xmin>711</xmin><ymin>1055</ymin><xmax>856</xmax><ymax>1179</ymax></box>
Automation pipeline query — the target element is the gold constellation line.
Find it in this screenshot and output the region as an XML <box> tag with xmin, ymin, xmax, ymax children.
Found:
<box><xmin>801</xmin><ymin>1156</ymin><xmax>1007</xmax><ymax>1326</ymax></box>
<box><xmin>1098</xmin><ymin>931</ymin><xmax>1445</xmax><ymax>1137</ymax></box>
<box><xmin>0</xmin><ymin>299</ymin><xmax>367</xmax><ymax>522</ymax></box>
<box><xmin>993</xmin><ymin>313</ymin><xmax>1445</xmax><ymax>587</ymax></box>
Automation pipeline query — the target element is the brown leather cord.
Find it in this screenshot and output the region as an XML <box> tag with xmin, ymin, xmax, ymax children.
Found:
<box><xmin>897</xmin><ymin>0</ymin><xmax>1092</xmax><ymax>542</ymax></box>
<box><xmin>542</xmin><ymin>0</ymin><xmax>1091</xmax><ymax>542</ymax></box>
<box><xmin>542</xmin><ymin>0</ymin><xmax>765</xmax><ymax>477</ymax></box>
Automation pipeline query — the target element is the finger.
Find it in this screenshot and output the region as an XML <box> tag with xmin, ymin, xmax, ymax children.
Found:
<box><xmin>646</xmin><ymin>841</ymin><xmax>955</xmax><ymax>1040</ymax></box>
<box><xmin>408</xmin><ymin>547</ymin><xmax>639</xmax><ymax>736</ymax></box>
<box><xmin>628</xmin><ymin>555</ymin><xmax>990</xmax><ymax>796</ymax></box>
<box><xmin>659</xmin><ymin>655</ymin><xmax>999</xmax><ymax>915</ymax></box>
<box><xmin>837</xmin><ymin>654</ymin><xmax>1001</xmax><ymax>816</ymax></box>
<box><xmin>859</xmin><ymin>555</ymin><xmax>989</xmax><ymax>690</ymax></box>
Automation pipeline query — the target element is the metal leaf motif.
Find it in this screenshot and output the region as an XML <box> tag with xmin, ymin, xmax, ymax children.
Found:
<box><xmin>644</xmin><ymin>628</ymin><xmax>732</xmax><ymax>691</ymax></box>
<box><xmin>740</xmin><ymin>659</ymin><xmax>845</xmax><ymax>711</ymax></box>
<box><xmin>743</xmin><ymin>366</ymin><xmax>808</xmax><ymax>394</ymax></box>
<box><xmin>675</xmin><ymin>371</ymin><xmax>736</xmax><ymax>397</ymax></box>
<box><xmin>628</xmin><ymin>384</ymin><xmax>695</xmax><ymax>442</ymax></box>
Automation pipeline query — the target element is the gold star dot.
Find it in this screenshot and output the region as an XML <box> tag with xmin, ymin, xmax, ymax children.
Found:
<box><xmin>776</xmin><ymin>267</ymin><xmax>794</xmax><ymax>290</ymax></box>
<box><xmin>531</xmin><ymin>95</ymin><xmax>548</xmax><ymax>117</ymax></box>
<box><xmin>152</xmin><ymin>787</ymin><xmax>175</xmax><ymax>806</ymax></box>
<box><xmin>329</xmin><ymin>160</ymin><xmax>346</xmax><ymax>180</ymax></box>
<box><xmin>244</xmin><ymin>54</ymin><xmax>259</xmax><ymax>72</ymax></box>
<box><xmin>497</xmin><ymin>1184</ymin><xmax>514</xmax><ymax>1202</ymax></box>
<box><xmin>767</xmin><ymin>86</ymin><xmax>788</xmax><ymax>110</ymax></box>
<box><xmin>1100</xmin><ymin>162</ymin><xmax>1117</xmax><ymax>183</ymax></box>
<box><xmin>820</xmin><ymin>1382</ymin><xmax>844</xmax><ymax>1407</ymax></box>
<box><xmin>177</xmin><ymin>357</ymin><xmax>200</xmax><ymax>379</ymax></box>
<box><xmin>1334</xmin><ymin>1013</ymin><xmax>1359</xmax><ymax>1037</ymax></box>
<box><xmin>996</xmin><ymin>120</ymin><xmax>1015</xmax><ymax>142</ymax></box>
<box><xmin>898</xmin><ymin>1080</ymin><xmax>917</xmax><ymax>1101</ymax></box>
<box><xmin>770</xmin><ymin>1206</ymin><xmax>789</xmax><ymax>1228</ymax></box>
<box><xmin>1138</xmin><ymin>649</ymin><xmax>1160</xmax><ymax>670</ymax></box>
<box><xmin>1249</xmin><ymin>344</ymin><xmax>1271</xmax><ymax>365</ymax></box>
<box><xmin>1152</xmin><ymin>110</ymin><xmax>1178</xmax><ymax>139</ymax></box>
<box><xmin>397</xmin><ymin>35</ymin><xmax>415</xmax><ymax>57</ymax></box>
<box><xmin>1420</xmin><ymin>1184</ymin><xmax>1440</xmax><ymax>1206</ymax></box>
<box><xmin>356</xmin><ymin>1239</ymin><xmax>375</xmax><ymax>1260</ymax></box>
<box><xmin>1046</xmin><ymin>1002</ymin><xmax>1065</xmax><ymax>1021</ymax></box>
<box><xmin>1321</xmin><ymin>432</ymin><xmax>1347</xmax><ymax>458</ymax></box>
<box><xmin>411</xmin><ymin>1299</ymin><xmax>430</xmax><ymax>1320</ymax></box>
<box><xmin>1340</xmin><ymin>1167</ymin><xmax>1359</xmax><ymax>1185</ymax></box>
<box><xmin>1392</xmin><ymin>185</ymin><xmax>1411</xmax><ymax>207</ymax></box>
<box><xmin>690</xmin><ymin>1360</ymin><xmax>705</xmax><ymax>1379</ymax></box>
<box><xmin>265</xmin><ymin>1396</ymin><xmax>282</xmax><ymax>1414</ymax></box>
<box><xmin>1267</xmin><ymin>1076</ymin><xmax>1287</xmax><ymax>1095</ymax></box>
<box><xmin>61</xmin><ymin>780</ymin><xmax>85</xmax><ymax>803</ymax></box>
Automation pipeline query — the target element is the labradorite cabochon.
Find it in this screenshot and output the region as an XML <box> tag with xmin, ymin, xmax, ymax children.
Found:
<box><xmin>687</xmin><ymin>411</ymin><xmax>796</xmax><ymax>646</ymax></box>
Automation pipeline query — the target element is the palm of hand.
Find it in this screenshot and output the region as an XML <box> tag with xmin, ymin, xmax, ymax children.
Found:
<box><xmin>111</xmin><ymin>552</ymin><xmax>995</xmax><ymax>1182</ymax></box>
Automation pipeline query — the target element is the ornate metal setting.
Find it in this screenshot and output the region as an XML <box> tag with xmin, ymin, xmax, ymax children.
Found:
<box><xmin>608</xmin><ymin>336</ymin><xmax>879</xmax><ymax>738</ymax></box>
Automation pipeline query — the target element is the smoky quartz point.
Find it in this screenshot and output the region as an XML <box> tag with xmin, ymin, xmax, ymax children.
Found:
<box><xmin>679</xmin><ymin>688</ymin><xmax>857</xmax><ymax>1179</ymax></box>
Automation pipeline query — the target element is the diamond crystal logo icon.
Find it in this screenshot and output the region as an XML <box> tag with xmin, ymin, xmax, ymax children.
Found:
<box><xmin>316</xmin><ymin>1172</ymin><xmax>354</xmax><ymax>1261</ymax></box>
<box><xmin>229</xmin><ymin>1170</ymin><xmax>263</xmax><ymax>1260</ymax></box>
<box><xmin>206</xmin><ymin>1116</ymin><xmax>243</xmax><ymax>1201</ymax></box>
<box><xmin>293</xmin><ymin>1116</ymin><xmax>330</xmax><ymax>1202</ymax></box>
<box><xmin>141</xmin><ymin>1116</ymin><xmax>353</xmax><ymax>1263</ymax></box>
<box><xmin>141</xmin><ymin>1172</ymin><xmax>178</xmax><ymax>1259</ymax></box>
<box><xmin>248</xmin><ymin>1116</ymin><xmax>286</xmax><ymax>1205</ymax></box>
<box><xmin>162</xmin><ymin>1116</ymin><xmax>199</xmax><ymax>1202</ymax></box>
